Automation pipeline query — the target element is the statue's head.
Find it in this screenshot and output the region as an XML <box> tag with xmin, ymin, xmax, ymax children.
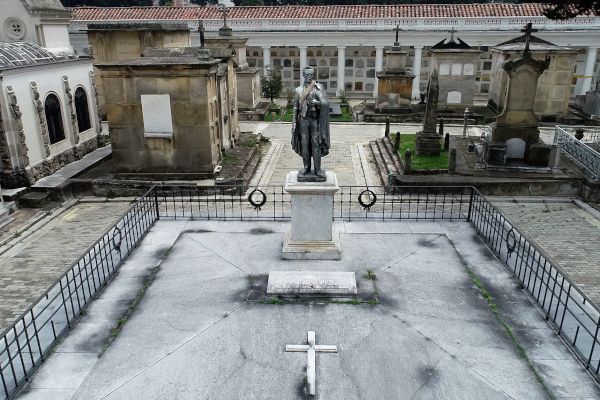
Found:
<box><xmin>302</xmin><ymin>67</ymin><xmax>314</xmax><ymax>84</ymax></box>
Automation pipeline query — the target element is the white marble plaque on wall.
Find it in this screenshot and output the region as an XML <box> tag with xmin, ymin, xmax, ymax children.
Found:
<box><xmin>439</xmin><ymin>63</ymin><xmax>450</xmax><ymax>75</ymax></box>
<box><xmin>447</xmin><ymin>91</ymin><xmax>462</xmax><ymax>104</ymax></box>
<box><xmin>141</xmin><ymin>95</ymin><xmax>173</xmax><ymax>138</ymax></box>
<box><xmin>464</xmin><ymin>63</ymin><xmax>475</xmax><ymax>76</ymax></box>
<box><xmin>451</xmin><ymin>63</ymin><xmax>462</xmax><ymax>76</ymax></box>
<box><xmin>505</xmin><ymin>138</ymin><xmax>526</xmax><ymax>159</ymax></box>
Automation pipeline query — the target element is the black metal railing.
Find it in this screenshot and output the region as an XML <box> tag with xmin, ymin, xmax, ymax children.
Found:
<box><xmin>153</xmin><ymin>185</ymin><xmax>473</xmax><ymax>222</ymax></box>
<box><xmin>3</xmin><ymin>184</ymin><xmax>600</xmax><ymax>399</ymax></box>
<box><xmin>469</xmin><ymin>189</ymin><xmax>600</xmax><ymax>379</ymax></box>
<box><xmin>0</xmin><ymin>188</ymin><xmax>158</xmax><ymax>400</ymax></box>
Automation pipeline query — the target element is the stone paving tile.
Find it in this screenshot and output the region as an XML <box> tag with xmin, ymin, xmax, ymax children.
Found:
<box><xmin>0</xmin><ymin>201</ymin><xmax>132</xmax><ymax>333</ymax></box>
<box><xmin>491</xmin><ymin>200</ymin><xmax>600</xmax><ymax>305</ymax></box>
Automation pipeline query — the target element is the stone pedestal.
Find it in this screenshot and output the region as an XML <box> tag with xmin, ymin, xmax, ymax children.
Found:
<box><xmin>282</xmin><ymin>171</ymin><xmax>341</xmax><ymax>260</ymax></box>
<box><xmin>414</xmin><ymin>133</ymin><xmax>442</xmax><ymax>156</ymax></box>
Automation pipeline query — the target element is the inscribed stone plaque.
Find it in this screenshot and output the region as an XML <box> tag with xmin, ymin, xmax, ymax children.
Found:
<box><xmin>141</xmin><ymin>95</ymin><xmax>173</xmax><ymax>138</ymax></box>
<box><xmin>367</xmin><ymin>59</ymin><xmax>375</xmax><ymax>67</ymax></box>
<box><xmin>447</xmin><ymin>91</ymin><xmax>462</xmax><ymax>104</ymax></box>
<box><xmin>330</xmin><ymin>58</ymin><xmax>338</xmax><ymax>67</ymax></box>
<box><xmin>356</xmin><ymin>60</ymin><xmax>364</xmax><ymax>68</ymax></box>
<box><xmin>284</xmin><ymin>70</ymin><xmax>292</xmax><ymax>79</ymax></box>
<box><xmin>318</xmin><ymin>68</ymin><xmax>329</xmax><ymax>79</ymax></box>
<box><xmin>267</xmin><ymin>271</ymin><xmax>357</xmax><ymax>297</ymax></box>
<box><xmin>309</xmin><ymin>58</ymin><xmax>317</xmax><ymax>66</ymax></box>
<box><xmin>319</xmin><ymin>59</ymin><xmax>327</xmax><ymax>67</ymax></box>
<box><xmin>116</xmin><ymin>32</ymin><xmax>141</xmax><ymax>60</ymax></box>
<box><xmin>356</xmin><ymin>70</ymin><xmax>363</xmax><ymax>77</ymax></box>
<box><xmin>330</xmin><ymin>81</ymin><xmax>337</xmax><ymax>88</ymax></box>
<box><xmin>284</xmin><ymin>59</ymin><xmax>291</xmax><ymax>67</ymax></box>
<box><xmin>345</xmin><ymin>59</ymin><xmax>354</xmax><ymax>67</ymax></box>
<box><xmin>366</xmin><ymin>83</ymin><xmax>374</xmax><ymax>91</ymax></box>
<box><xmin>464</xmin><ymin>63</ymin><xmax>475</xmax><ymax>76</ymax></box>
<box><xmin>273</xmin><ymin>58</ymin><xmax>281</xmax><ymax>67</ymax></box>
<box><xmin>345</xmin><ymin>68</ymin><xmax>353</xmax><ymax>77</ymax></box>
<box><xmin>366</xmin><ymin>69</ymin><xmax>375</xmax><ymax>78</ymax></box>
<box><xmin>439</xmin><ymin>63</ymin><xmax>450</xmax><ymax>75</ymax></box>
<box><xmin>330</xmin><ymin>69</ymin><xmax>337</xmax><ymax>78</ymax></box>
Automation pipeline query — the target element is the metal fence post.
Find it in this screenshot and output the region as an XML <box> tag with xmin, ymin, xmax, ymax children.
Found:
<box><xmin>154</xmin><ymin>186</ymin><xmax>160</xmax><ymax>220</ymax></box>
<box><xmin>467</xmin><ymin>187</ymin><xmax>474</xmax><ymax>222</ymax></box>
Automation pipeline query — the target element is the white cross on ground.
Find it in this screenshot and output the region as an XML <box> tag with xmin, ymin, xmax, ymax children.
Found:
<box><xmin>286</xmin><ymin>331</ymin><xmax>338</xmax><ymax>396</ymax></box>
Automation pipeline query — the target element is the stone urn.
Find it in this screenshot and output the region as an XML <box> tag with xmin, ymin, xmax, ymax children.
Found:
<box><xmin>575</xmin><ymin>128</ymin><xmax>585</xmax><ymax>141</ymax></box>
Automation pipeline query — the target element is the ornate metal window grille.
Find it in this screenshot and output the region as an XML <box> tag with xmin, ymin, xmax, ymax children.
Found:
<box><xmin>75</xmin><ymin>87</ymin><xmax>91</xmax><ymax>132</ymax></box>
<box><xmin>44</xmin><ymin>94</ymin><xmax>65</xmax><ymax>144</ymax></box>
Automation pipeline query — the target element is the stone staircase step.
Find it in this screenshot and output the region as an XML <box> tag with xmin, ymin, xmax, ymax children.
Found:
<box><xmin>381</xmin><ymin>136</ymin><xmax>402</xmax><ymax>175</ymax></box>
<box><xmin>376</xmin><ymin>138</ymin><xmax>399</xmax><ymax>177</ymax></box>
<box><xmin>368</xmin><ymin>140</ymin><xmax>388</xmax><ymax>185</ymax></box>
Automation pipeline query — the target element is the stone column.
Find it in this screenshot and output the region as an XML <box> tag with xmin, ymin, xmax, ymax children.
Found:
<box><xmin>299</xmin><ymin>45</ymin><xmax>307</xmax><ymax>86</ymax></box>
<box><xmin>581</xmin><ymin>47</ymin><xmax>598</xmax><ymax>95</ymax></box>
<box><xmin>374</xmin><ymin>46</ymin><xmax>384</xmax><ymax>97</ymax></box>
<box><xmin>337</xmin><ymin>45</ymin><xmax>346</xmax><ymax>97</ymax></box>
<box><xmin>412</xmin><ymin>46</ymin><xmax>423</xmax><ymax>99</ymax></box>
<box><xmin>262</xmin><ymin>46</ymin><xmax>271</xmax><ymax>77</ymax></box>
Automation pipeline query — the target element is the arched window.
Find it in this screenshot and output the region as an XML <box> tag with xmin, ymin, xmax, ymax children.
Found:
<box><xmin>75</xmin><ymin>87</ymin><xmax>91</xmax><ymax>132</ymax></box>
<box><xmin>44</xmin><ymin>94</ymin><xmax>65</xmax><ymax>144</ymax></box>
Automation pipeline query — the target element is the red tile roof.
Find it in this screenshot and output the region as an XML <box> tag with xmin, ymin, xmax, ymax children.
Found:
<box><xmin>70</xmin><ymin>4</ymin><xmax>551</xmax><ymax>21</ymax></box>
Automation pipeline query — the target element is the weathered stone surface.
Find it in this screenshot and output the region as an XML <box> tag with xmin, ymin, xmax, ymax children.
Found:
<box><xmin>267</xmin><ymin>271</ymin><xmax>357</xmax><ymax>297</ymax></box>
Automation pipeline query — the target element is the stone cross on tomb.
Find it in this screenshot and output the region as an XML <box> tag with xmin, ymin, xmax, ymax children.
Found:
<box><xmin>521</xmin><ymin>23</ymin><xmax>538</xmax><ymax>57</ymax></box>
<box><xmin>449</xmin><ymin>27</ymin><xmax>456</xmax><ymax>42</ymax></box>
<box><xmin>286</xmin><ymin>331</ymin><xmax>337</xmax><ymax>396</ymax></box>
<box><xmin>219</xmin><ymin>4</ymin><xmax>230</xmax><ymax>27</ymax></box>
<box><xmin>198</xmin><ymin>20</ymin><xmax>205</xmax><ymax>49</ymax></box>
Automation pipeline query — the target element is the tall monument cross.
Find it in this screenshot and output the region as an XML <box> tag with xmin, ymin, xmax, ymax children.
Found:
<box><xmin>521</xmin><ymin>23</ymin><xmax>538</xmax><ymax>57</ymax></box>
<box><xmin>198</xmin><ymin>20</ymin><xmax>205</xmax><ymax>49</ymax></box>
<box><xmin>449</xmin><ymin>27</ymin><xmax>456</xmax><ymax>42</ymax></box>
<box><xmin>286</xmin><ymin>331</ymin><xmax>337</xmax><ymax>396</ymax></box>
<box><xmin>219</xmin><ymin>4</ymin><xmax>230</xmax><ymax>27</ymax></box>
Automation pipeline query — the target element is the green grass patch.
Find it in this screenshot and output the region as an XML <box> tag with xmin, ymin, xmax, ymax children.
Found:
<box><xmin>392</xmin><ymin>133</ymin><xmax>448</xmax><ymax>170</ymax></box>
<box><xmin>100</xmin><ymin>266</ymin><xmax>160</xmax><ymax>356</ymax></box>
<box><xmin>221</xmin><ymin>153</ymin><xmax>238</xmax><ymax>167</ymax></box>
<box><xmin>264</xmin><ymin>107</ymin><xmax>282</xmax><ymax>121</ymax></box>
<box><xmin>457</xmin><ymin>255</ymin><xmax>554</xmax><ymax>398</ymax></box>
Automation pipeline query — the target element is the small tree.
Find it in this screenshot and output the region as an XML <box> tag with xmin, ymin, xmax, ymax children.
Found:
<box><xmin>337</xmin><ymin>89</ymin><xmax>348</xmax><ymax>104</ymax></box>
<box><xmin>261</xmin><ymin>65</ymin><xmax>283</xmax><ymax>104</ymax></box>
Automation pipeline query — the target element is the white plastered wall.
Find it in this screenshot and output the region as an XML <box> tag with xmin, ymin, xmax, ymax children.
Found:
<box><xmin>1</xmin><ymin>59</ymin><xmax>98</xmax><ymax>168</ymax></box>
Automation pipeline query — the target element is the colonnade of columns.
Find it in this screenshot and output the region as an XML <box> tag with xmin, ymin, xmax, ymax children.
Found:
<box><xmin>582</xmin><ymin>47</ymin><xmax>598</xmax><ymax>94</ymax></box>
<box><xmin>258</xmin><ymin>44</ymin><xmax>598</xmax><ymax>97</ymax></box>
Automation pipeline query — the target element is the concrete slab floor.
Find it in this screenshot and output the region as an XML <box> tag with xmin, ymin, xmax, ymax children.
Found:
<box><xmin>13</xmin><ymin>220</ymin><xmax>600</xmax><ymax>400</ymax></box>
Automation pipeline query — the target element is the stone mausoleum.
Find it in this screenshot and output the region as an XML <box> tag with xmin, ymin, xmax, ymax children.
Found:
<box><xmin>96</xmin><ymin>45</ymin><xmax>239</xmax><ymax>179</ymax></box>
<box><xmin>429</xmin><ymin>32</ymin><xmax>482</xmax><ymax>110</ymax></box>
<box><xmin>489</xmin><ymin>35</ymin><xmax>578</xmax><ymax>122</ymax></box>
<box><xmin>86</xmin><ymin>22</ymin><xmax>191</xmax><ymax>118</ymax></box>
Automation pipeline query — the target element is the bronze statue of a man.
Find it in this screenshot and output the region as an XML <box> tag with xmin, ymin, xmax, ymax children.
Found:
<box><xmin>291</xmin><ymin>66</ymin><xmax>330</xmax><ymax>182</ymax></box>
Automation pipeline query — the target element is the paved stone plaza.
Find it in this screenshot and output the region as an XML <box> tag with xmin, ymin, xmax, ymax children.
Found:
<box><xmin>2</xmin><ymin>121</ymin><xmax>600</xmax><ymax>399</ymax></box>
<box><xmin>0</xmin><ymin>200</ymin><xmax>132</xmax><ymax>332</ymax></box>
<box><xmin>14</xmin><ymin>219</ymin><xmax>600</xmax><ymax>399</ymax></box>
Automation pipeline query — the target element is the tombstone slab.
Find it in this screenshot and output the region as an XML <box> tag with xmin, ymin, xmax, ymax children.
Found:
<box><xmin>267</xmin><ymin>271</ymin><xmax>357</xmax><ymax>297</ymax></box>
